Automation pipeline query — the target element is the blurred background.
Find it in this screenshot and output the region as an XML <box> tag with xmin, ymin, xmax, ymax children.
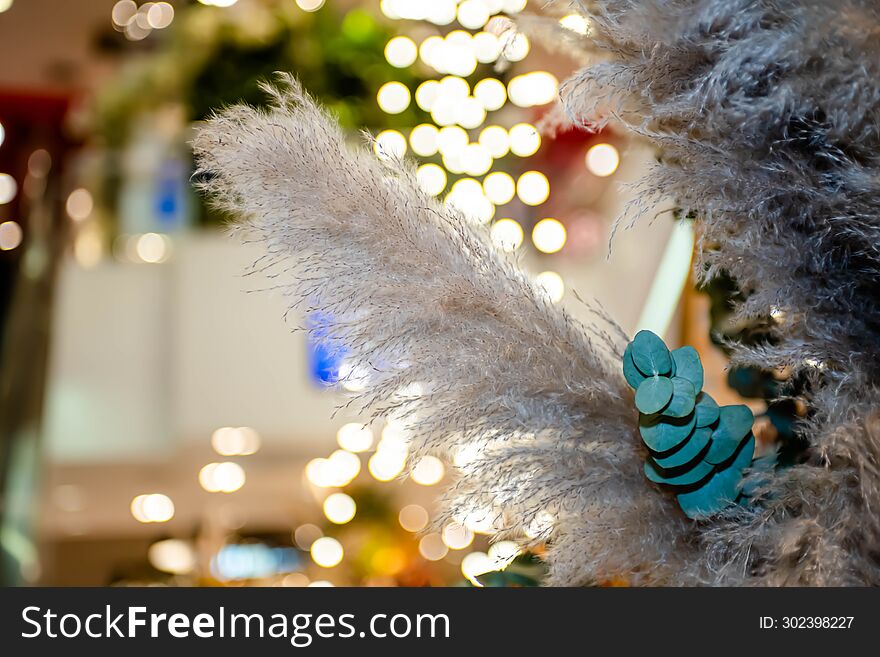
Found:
<box><xmin>0</xmin><ymin>0</ymin><xmax>797</xmax><ymax>587</ymax></box>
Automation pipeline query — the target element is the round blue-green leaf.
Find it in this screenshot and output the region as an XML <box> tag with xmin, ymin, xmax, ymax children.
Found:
<box><xmin>631</xmin><ymin>330</ymin><xmax>673</xmax><ymax>376</ymax></box>
<box><xmin>671</xmin><ymin>346</ymin><xmax>703</xmax><ymax>393</ymax></box>
<box><xmin>622</xmin><ymin>342</ymin><xmax>647</xmax><ymax>389</ymax></box>
<box><xmin>663</xmin><ymin>377</ymin><xmax>696</xmax><ymax>418</ymax></box>
<box><xmin>635</xmin><ymin>376</ymin><xmax>674</xmax><ymax>415</ymax></box>
<box><xmin>677</xmin><ymin>435</ymin><xmax>755</xmax><ymax>519</ymax></box>
<box><xmin>651</xmin><ymin>427</ymin><xmax>712</xmax><ymax>469</ymax></box>
<box><xmin>694</xmin><ymin>392</ymin><xmax>720</xmax><ymax>428</ymax></box>
<box><xmin>639</xmin><ymin>413</ymin><xmax>697</xmax><ymax>453</ymax></box>
<box><xmin>704</xmin><ymin>405</ymin><xmax>754</xmax><ymax>465</ymax></box>
<box><xmin>644</xmin><ymin>458</ymin><xmax>714</xmax><ymax>487</ymax></box>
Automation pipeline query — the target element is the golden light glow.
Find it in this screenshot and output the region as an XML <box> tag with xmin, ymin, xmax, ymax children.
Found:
<box><xmin>508</xmin><ymin>123</ymin><xmax>541</xmax><ymax>157</ymax></box>
<box><xmin>323</xmin><ymin>492</ymin><xmax>357</xmax><ymax>524</ymax></box>
<box><xmin>473</xmin><ymin>78</ymin><xmax>507</xmax><ymax>111</ymax></box>
<box><xmin>508</xmin><ymin>71</ymin><xmax>558</xmax><ymax>108</ymax></box>
<box><xmin>377</xmin><ymin>82</ymin><xmax>411</xmax><ymax>114</ymax></box>
<box><xmin>416</xmin><ymin>164</ymin><xmax>447</xmax><ymax>197</ymax></box>
<box><xmin>409</xmin><ymin>124</ymin><xmax>440</xmax><ymax>157</ymax></box>
<box><xmin>66</xmin><ymin>188</ymin><xmax>93</xmax><ymax>221</ymax></box>
<box><xmin>399</xmin><ymin>504</ymin><xmax>429</xmax><ymax>532</ymax></box>
<box><xmin>211</xmin><ymin>426</ymin><xmax>260</xmax><ymax>456</ymax></box>
<box><xmin>483</xmin><ymin>172</ymin><xmax>516</xmax><ymax>206</ymax></box>
<box><xmin>457</xmin><ymin>0</ymin><xmax>490</xmax><ymax>29</ymax></box>
<box><xmin>385</xmin><ymin>36</ymin><xmax>418</xmax><ymax>68</ymax></box>
<box><xmin>516</xmin><ymin>171</ymin><xmax>550</xmax><ymax>206</ymax></box>
<box><xmin>148</xmin><ymin>539</ymin><xmax>195</xmax><ymax>574</ymax></box>
<box><xmin>490</xmin><ymin>218</ymin><xmax>524</xmax><ymax>252</ymax></box>
<box><xmin>310</xmin><ymin>536</ymin><xmax>344</xmax><ymax>568</ymax></box>
<box><xmin>441</xmin><ymin>522</ymin><xmax>474</xmax><ymax>550</ymax></box>
<box><xmin>0</xmin><ymin>221</ymin><xmax>22</xmax><ymax>251</ymax></box>
<box><xmin>418</xmin><ymin>533</ymin><xmax>448</xmax><ymax>561</ymax></box>
<box><xmin>294</xmin><ymin>524</ymin><xmax>323</xmax><ymax>550</ymax></box>
<box><xmin>199</xmin><ymin>462</ymin><xmax>246</xmax><ymax>493</ymax></box>
<box><xmin>560</xmin><ymin>13</ymin><xmax>590</xmax><ymax>35</ymax></box>
<box><xmin>134</xmin><ymin>232</ymin><xmax>170</xmax><ymax>263</ymax></box>
<box><xmin>296</xmin><ymin>0</ymin><xmax>326</xmax><ymax>12</ymax></box>
<box><xmin>412</xmin><ymin>456</ymin><xmax>445</xmax><ymax>486</ymax></box>
<box><xmin>131</xmin><ymin>494</ymin><xmax>174</xmax><ymax>523</ymax></box>
<box><xmin>479</xmin><ymin>125</ymin><xmax>510</xmax><ymax>158</ymax></box>
<box><xmin>336</xmin><ymin>422</ymin><xmax>373</xmax><ymax>453</ymax></box>
<box><xmin>461</xmin><ymin>551</ymin><xmax>494</xmax><ymax>586</ymax></box>
<box><xmin>0</xmin><ymin>173</ymin><xmax>18</xmax><ymax>204</ymax></box>
<box><xmin>586</xmin><ymin>143</ymin><xmax>620</xmax><ymax>177</ymax></box>
<box><xmin>535</xmin><ymin>271</ymin><xmax>565</xmax><ymax>303</ymax></box>
<box><xmin>374</xmin><ymin>130</ymin><xmax>407</xmax><ymax>159</ymax></box>
<box><xmin>532</xmin><ymin>218</ymin><xmax>567</xmax><ymax>254</ymax></box>
<box><xmin>415</xmin><ymin>80</ymin><xmax>440</xmax><ymax>111</ymax></box>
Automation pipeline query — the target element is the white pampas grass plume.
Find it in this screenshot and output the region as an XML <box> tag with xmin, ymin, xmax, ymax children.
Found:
<box><xmin>192</xmin><ymin>75</ymin><xmax>689</xmax><ymax>586</ymax></box>
<box><xmin>552</xmin><ymin>0</ymin><xmax>880</xmax><ymax>584</ymax></box>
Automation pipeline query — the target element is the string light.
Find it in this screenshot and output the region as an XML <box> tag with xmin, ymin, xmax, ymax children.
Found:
<box><xmin>399</xmin><ymin>504</ymin><xmax>429</xmax><ymax>532</ymax></box>
<box><xmin>385</xmin><ymin>36</ymin><xmax>418</xmax><ymax>68</ymax></box>
<box><xmin>0</xmin><ymin>173</ymin><xmax>17</xmax><ymax>204</ymax></box>
<box><xmin>418</xmin><ymin>533</ymin><xmax>448</xmax><ymax>561</ymax></box>
<box><xmin>483</xmin><ymin>172</ymin><xmax>516</xmax><ymax>205</ymax></box>
<box><xmin>377</xmin><ymin>82</ymin><xmax>411</xmax><ymax>114</ymax></box>
<box><xmin>130</xmin><ymin>494</ymin><xmax>174</xmax><ymax>523</ymax></box>
<box><xmin>0</xmin><ymin>221</ymin><xmax>22</xmax><ymax>251</ymax></box>
<box><xmin>461</xmin><ymin>551</ymin><xmax>494</xmax><ymax>586</ymax></box>
<box><xmin>508</xmin><ymin>123</ymin><xmax>541</xmax><ymax>157</ymax></box>
<box><xmin>409</xmin><ymin>124</ymin><xmax>440</xmax><ymax>156</ymax></box>
<box><xmin>66</xmin><ymin>188</ymin><xmax>94</xmax><ymax>221</ymax></box>
<box><xmin>416</xmin><ymin>163</ymin><xmax>447</xmax><ymax>196</ymax></box>
<box><xmin>479</xmin><ymin>125</ymin><xmax>510</xmax><ymax>158</ymax></box>
<box><xmin>535</xmin><ymin>271</ymin><xmax>565</xmax><ymax>303</ymax></box>
<box><xmin>296</xmin><ymin>0</ymin><xmax>326</xmax><ymax>12</ymax></box>
<box><xmin>441</xmin><ymin>522</ymin><xmax>474</xmax><ymax>550</ymax></box>
<box><xmin>336</xmin><ymin>422</ymin><xmax>373</xmax><ymax>453</ymax></box>
<box><xmin>532</xmin><ymin>218</ymin><xmax>567</xmax><ymax>254</ymax></box>
<box><xmin>310</xmin><ymin>537</ymin><xmax>343</xmax><ymax>568</ymax></box>
<box><xmin>516</xmin><ymin>171</ymin><xmax>550</xmax><ymax>206</ymax></box>
<box><xmin>211</xmin><ymin>426</ymin><xmax>260</xmax><ymax>456</ymax></box>
<box><xmin>411</xmin><ymin>455</ymin><xmax>445</xmax><ymax>486</ymax></box>
<box><xmin>199</xmin><ymin>462</ymin><xmax>246</xmax><ymax>493</ymax></box>
<box><xmin>559</xmin><ymin>13</ymin><xmax>591</xmax><ymax>35</ymax></box>
<box><xmin>586</xmin><ymin>143</ymin><xmax>620</xmax><ymax>177</ymax></box>
<box><xmin>473</xmin><ymin>78</ymin><xmax>507</xmax><ymax>111</ymax></box>
<box><xmin>490</xmin><ymin>218</ymin><xmax>524</xmax><ymax>252</ymax></box>
<box><xmin>374</xmin><ymin>129</ymin><xmax>407</xmax><ymax>159</ymax></box>
<box><xmin>323</xmin><ymin>493</ymin><xmax>357</xmax><ymax>524</ymax></box>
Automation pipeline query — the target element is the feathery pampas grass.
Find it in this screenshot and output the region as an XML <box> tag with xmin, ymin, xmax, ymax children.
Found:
<box><xmin>194</xmin><ymin>0</ymin><xmax>880</xmax><ymax>585</ymax></box>
<box><xmin>545</xmin><ymin>0</ymin><xmax>880</xmax><ymax>584</ymax></box>
<box><xmin>193</xmin><ymin>76</ymin><xmax>689</xmax><ymax>586</ymax></box>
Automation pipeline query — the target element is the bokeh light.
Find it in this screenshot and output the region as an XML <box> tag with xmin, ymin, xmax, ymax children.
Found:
<box><xmin>535</xmin><ymin>271</ymin><xmax>565</xmax><ymax>303</ymax></box>
<box><xmin>532</xmin><ymin>218</ymin><xmax>567</xmax><ymax>254</ymax></box>
<box><xmin>0</xmin><ymin>221</ymin><xmax>22</xmax><ymax>251</ymax></box>
<box><xmin>323</xmin><ymin>493</ymin><xmax>357</xmax><ymax>524</ymax></box>
<box><xmin>130</xmin><ymin>494</ymin><xmax>175</xmax><ymax>523</ymax></box>
<box><xmin>310</xmin><ymin>536</ymin><xmax>344</xmax><ymax>568</ymax></box>
<box><xmin>586</xmin><ymin>143</ymin><xmax>620</xmax><ymax>177</ymax></box>
<box><xmin>199</xmin><ymin>462</ymin><xmax>246</xmax><ymax>493</ymax></box>
<box><xmin>377</xmin><ymin>82</ymin><xmax>411</xmax><ymax>114</ymax></box>
<box><xmin>336</xmin><ymin>422</ymin><xmax>373</xmax><ymax>453</ymax></box>
<box><xmin>516</xmin><ymin>171</ymin><xmax>550</xmax><ymax>206</ymax></box>
<box><xmin>398</xmin><ymin>504</ymin><xmax>429</xmax><ymax>532</ymax></box>
<box><xmin>490</xmin><ymin>218</ymin><xmax>524</xmax><ymax>252</ymax></box>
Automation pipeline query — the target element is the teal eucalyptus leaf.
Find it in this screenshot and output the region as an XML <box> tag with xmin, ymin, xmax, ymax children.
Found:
<box><xmin>677</xmin><ymin>436</ymin><xmax>756</xmax><ymax>519</ymax></box>
<box><xmin>651</xmin><ymin>426</ymin><xmax>712</xmax><ymax>469</ymax></box>
<box><xmin>644</xmin><ymin>458</ymin><xmax>714</xmax><ymax>487</ymax></box>
<box><xmin>639</xmin><ymin>413</ymin><xmax>697</xmax><ymax>453</ymax></box>
<box><xmin>635</xmin><ymin>376</ymin><xmax>674</xmax><ymax>414</ymax></box>
<box><xmin>663</xmin><ymin>377</ymin><xmax>697</xmax><ymax>418</ymax></box>
<box><xmin>671</xmin><ymin>346</ymin><xmax>703</xmax><ymax>393</ymax></box>
<box><xmin>631</xmin><ymin>330</ymin><xmax>673</xmax><ymax>376</ymax></box>
<box><xmin>704</xmin><ymin>405</ymin><xmax>754</xmax><ymax>465</ymax></box>
<box><xmin>622</xmin><ymin>343</ymin><xmax>648</xmax><ymax>389</ymax></box>
<box><xmin>694</xmin><ymin>392</ymin><xmax>720</xmax><ymax>427</ymax></box>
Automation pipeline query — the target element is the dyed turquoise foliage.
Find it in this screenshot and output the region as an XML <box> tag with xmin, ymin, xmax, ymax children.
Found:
<box><xmin>624</xmin><ymin>330</ymin><xmax>769</xmax><ymax>519</ymax></box>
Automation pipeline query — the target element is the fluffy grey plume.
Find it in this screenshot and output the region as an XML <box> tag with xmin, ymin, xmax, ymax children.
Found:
<box><xmin>554</xmin><ymin>0</ymin><xmax>880</xmax><ymax>584</ymax></box>
<box><xmin>193</xmin><ymin>75</ymin><xmax>689</xmax><ymax>586</ymax></box>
